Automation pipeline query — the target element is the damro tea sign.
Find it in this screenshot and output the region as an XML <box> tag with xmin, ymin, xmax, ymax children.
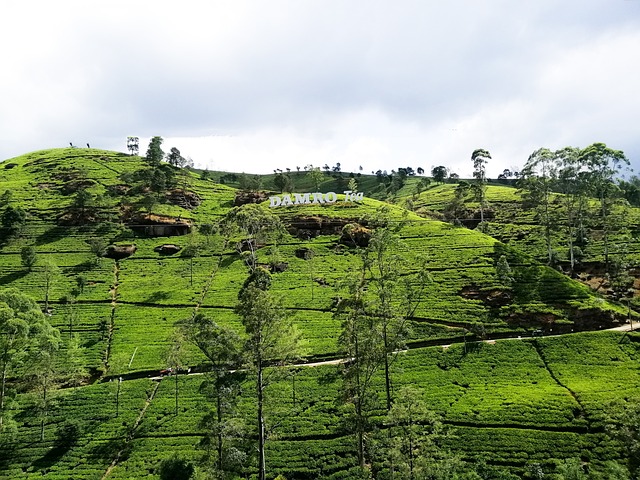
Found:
<box><xmin>269</xmin><ymin>190</ymin><xmax>364</xmax><ymax>208</ymax></box>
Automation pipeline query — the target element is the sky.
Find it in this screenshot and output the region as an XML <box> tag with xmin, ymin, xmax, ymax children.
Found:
<box><xmin>1</xmin><ymin>0</ymin><xmax>639</xmax><ymax>178</ymax></box>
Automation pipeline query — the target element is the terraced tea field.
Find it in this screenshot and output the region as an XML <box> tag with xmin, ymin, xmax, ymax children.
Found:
<box><xmin>0</xmin><ymin>148</ymin><xmax>638</xmax><ymax>478</ymax></box>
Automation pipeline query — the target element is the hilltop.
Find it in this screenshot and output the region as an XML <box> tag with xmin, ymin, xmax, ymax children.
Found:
<box><xmin>0</xmin><ymin>148</ymin><xmax>639</xmax><ymax>479</ymax></box>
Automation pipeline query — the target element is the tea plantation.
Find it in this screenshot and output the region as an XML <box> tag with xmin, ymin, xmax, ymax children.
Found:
<box><xmin>0</xmin><ymin>148</ymin><xmax>639</xmax><ymax>479</ymax></box>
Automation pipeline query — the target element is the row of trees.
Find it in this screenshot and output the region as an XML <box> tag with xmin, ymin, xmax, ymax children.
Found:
<box><xmin>519</xmin><ymin>143</ymin><xmax>630</xmax><ymax>275</ymax></box>
<box><xmin>170</xmin><ymin>205</ymin><xmax>301</xmax><ymax>480</ymax></box>
<box><xmin>0</xmin><ymin>288</ymin><xmax>85</xmax><ymax>443</ymax></box>
<box><xmin>169</xmin><ymin>203</ymin><xmax>640</xmax><ymax>479</ymax></box>
<box><xmin>169</xmin><ymin>205</ymin><xmax>483</xmax><ymax>479</ymax></box>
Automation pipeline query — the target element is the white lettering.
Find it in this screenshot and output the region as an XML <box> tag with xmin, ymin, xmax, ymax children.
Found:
<box><xmin>269</xmin><ymin>196</ymin><xmax>282</xmax><ymax>207</ymax></box>
<box><xmin>294</xmin><ymin>193</ymin><xmax>311</xmax><ymax>205</ymax></box>
<box><xmin>268</xmin><ymin>191</ymin><xmax>365</xmax><ymax>207</ymax></box>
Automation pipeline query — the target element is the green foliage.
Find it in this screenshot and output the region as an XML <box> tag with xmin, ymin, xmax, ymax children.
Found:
<box><xmin>166</xmin><ymin>147</ymin><xmax>186</xmax><ymax>168</ymax></box>
<box><xmin>20</xmin><ymin>246</ymin><xmax>37</xmax><ymax>271</ymax></box>
<box><xmin>273</xmin><ymin>172</ymin><xmax>294</xmax><ymax>193</ymax></box>
<box><xmin>495</xmin><ymin>255</ymin><xmax>513</xmax><ymax>288</ymax></box>
<box><xmin>0</xmin><ymin>147</ymin><xmax>638</xmax><ymax>479</ymax></box>
<box><xmin>1</xmin><ymin>205</ymin><xmax>26</xmax><ymax>236</ymax></box>
<box><xmin>238</xmin><ymin>173</ymin><xmax>263</xmax><ymax>191</ymax></box>
<box><xmin>432</xmin><ymin>165</ymin><xmax>448</xmax><ymax>184</ymax></box>
<box><xmin>146</xmin><ymin>136</ymin><xmax>165</xmax><ymax>168</ymax></box>
<box><xmin>55</xmin><ymin>418</ymin><xmax>81</xmax><ymax>448</ymax></box>
<box><xmin>158</xmin><ymin>454</ymin><xmax>195</xmax><ymax>480</ymax></box>
<box><xmin>306</xmin><ymin>165</ymin><xmax>325</xmax><ymax>191</ymax></box>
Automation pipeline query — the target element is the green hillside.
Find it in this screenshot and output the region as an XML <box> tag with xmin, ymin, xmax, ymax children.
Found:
<box><xmin>0</xmin><ymin>148</ymin><xmax>638</xmax><ymax>479</ymax></box>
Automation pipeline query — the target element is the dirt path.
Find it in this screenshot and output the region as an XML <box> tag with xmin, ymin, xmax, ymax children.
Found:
<box><xmin>102</xmin><ymin>322</ymin><xmax>639</xmax><ymax>384</ymax></box>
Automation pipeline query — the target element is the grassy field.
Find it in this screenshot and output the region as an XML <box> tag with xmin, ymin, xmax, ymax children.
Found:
<box><xmin>0</xmin><ymin>148</ymin><xmax>638</xmax><ymax>479</ymax></box>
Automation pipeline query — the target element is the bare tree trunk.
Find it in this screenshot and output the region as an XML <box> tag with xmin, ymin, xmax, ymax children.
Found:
<box><xmin>40</xmin><ymin>382</ymin><xmax>47</xmax><ymax>441</ymax></box>
<box><xmin>0</xmin><ymin>363</ymin><xmax>6</xmax><ymax>429</ymax></box>
<box><xmin>257</xmin><ymin>365</ymin><xmax>266</xmax><ymax>480</ymax></box>
<box><xmin>216</xmin><ymin>370</ymin><xmax>223</xmax><ymax>472</ymax></box>
<box><xmin>174</xmin><ymin>370</ymin><xmax>179</xmax><ymax>415</ymax></box>
<box><xmin>383</xmin><ymin>325</ymin><xmax>392</xmax><ymax>411</ymax></box>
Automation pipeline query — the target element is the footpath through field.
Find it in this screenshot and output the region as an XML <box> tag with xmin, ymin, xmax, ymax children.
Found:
<box><xmin>102</xmin><ymin>321</ymin><xmax>638</xmax><ymax>384</ymax></box>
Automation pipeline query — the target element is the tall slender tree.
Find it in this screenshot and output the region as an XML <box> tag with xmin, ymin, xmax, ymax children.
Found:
<box><xmin>336</xmin><ymin>261</ymin><xmax>379</xmax><ymax>470</ymax></box>
<box><xmin>166</xmin><ymin>330</ymin><xmax>187</xmax><ymax>415</ymax></box>
<box><xmin>555</xmin><ymin>146</ymin><xmax>589</xmax><ymax>273</ymax></box>
<box><xmin>471</xmin><ymin>148</ymin><xmax>491</xmax><ymax>228</ymax></box>
<box><xmin>178</xmin><ymin>313</ymin><xmax>244</xmax><ymax>476</ymax></box>
<box><xmin>366</xmin><ymin>225</ymin><xmax>428</xmax><ymax>411</ymax></box>
<box><xmin>28</xmin><ymin>316</ymin><xmax>62</xmax><ymax>441</ymax></box>
<box><xmin>236</xmin><ymin>268</ymin><xmax>302</xmax><ymax>480</ymax></box>
<box><xmin>145</xmin><ymin>136</ymin><xmax>165</xmax><ymax>167</ymax></box>
<box><xmin>520</xmin><ymin>148</ymin><xmax>558</xmax><ymax>265</ymax></box>
<box><xmin>578</xmin><ymin>143</ymin><xmax>629</xmax><ymax>272</ymax></box>
<box><xmin>41</xmin><ymin>260</ymin><xmax>59</xmax><ymax>313</ymax></box>
<box><xmin>224</xmin><ymin>204</ymin><xmax>283</xmax><ymax>273</ymax></box>
<box><xmin>126</xmin><ymin>136</ymin><xmax>140</xmax><ymax>156</ymax></box>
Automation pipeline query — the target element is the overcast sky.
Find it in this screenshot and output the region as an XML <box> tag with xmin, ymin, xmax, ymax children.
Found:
<box><xmin>2</xmin><ymin>1</ymin><xmax>639</xmax><ymax>177</ymax></box>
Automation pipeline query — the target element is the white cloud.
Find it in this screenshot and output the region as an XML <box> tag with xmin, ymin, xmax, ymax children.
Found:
<box><xmin>1</xmin><ymin>0</ymin><xmax>639</xmax><ymax>175</ymax></box>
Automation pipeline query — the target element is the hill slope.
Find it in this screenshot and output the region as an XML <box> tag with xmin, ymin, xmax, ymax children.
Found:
<box><xmin>0</xmin><ymin>149</ymin><xmax>637</xmax><ymax>479</ymax></box>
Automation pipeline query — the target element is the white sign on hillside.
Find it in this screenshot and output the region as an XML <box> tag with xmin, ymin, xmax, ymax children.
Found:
<box><xmin>269</xmin><ymin>190</ymin><xmax>364</xmax><ymax>208</ymax></box>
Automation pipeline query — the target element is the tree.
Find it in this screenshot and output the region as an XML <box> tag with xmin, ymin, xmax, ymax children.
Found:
<box><xmin>75</xmin><ymin>274</ymin><xmax>87</xmax><ymax>296</ymax></box>
<box><xmin>238</xmin><ymin>173</ymin><xmax>262</xmax><ymax>191</ymax></box>
<box><xmin>0</xmin><ymin>190</ymin><xmax>12</xmax><ymax>207</ymax></box>
<box><xmin>166</xmin><ymin>330</ymin><xmax>187</xmax><ymax>416</ymax></box>
<box><xmin>556</xmin><ymin>458</ymin><xmax>587</xmax><ymax>480</ymax></box>
<box><xmin>431</xmin><ymin>166</ymin><xmax>448</xmax><ymax>184</ymax></box>
<box><xmin>178</xmin><ymin>313</ymin><xmax>244</xmax><ymax>476</ymax></box>
<box><xmin>86</xmin><ymin>237</ymin><xmax>106</xmax><ymax>265</ymax></box>
<box><xmin>273</xmin><ymin>172</ymin><xmax>293</xmax><ymax>193</ymax></box>
<box><xmin>158</xmin><ymin>455</ymin><xmax>195</xmax><ymax>480</ymax></box>
<box><xmin>619</xmin><ymin>176</ymin><xmax>640</xmax><ymax>207</ymax></box>
<box><xmin>41</xmin><ymin>260</ymin><xmax>59</xmax><ymax>313</ymax></box>
<box><xmin>142</xmin><ymin>193</ymin><xmax>158</xmax><ymax>215</ymax></box>
<box><xmin>495</xmin><ymin>255</ymin><xmax>513</xmax><ymax>288</ymax></box>
<box><xmin>166</xmin><ymin>147</ymin><xmax>186</xmax><ymax>168</ymax></box>
<box><xmin>380</xmin><ymin>385</ymin><xmax>449</xmax><ymax>480</ymax></box>
<box><xmin>366</xmin><ymin>222</ymin><xmax>429</xmax><ymax>411</ymax></box>
<box><xmin>199</xmin><ymin>223</ymin><xmax>215</xmax><ymax>247</ymax></box>
<box><xmin>555</xmin><ymin>146</ymin><xmax>590</xmax><ymax>274</ymax></box>
<box><xmin>444</xmin><ymin>181</ymin><xmax>471</xmax><ymax>225</ymax></box>
<box><xmin>520</xmin><ymin>148</ymin><xmax>557</xmax><ymax>266</ymax></box>
<box><xmin>578</xmin><ymin>143</ymin><xmax>629</xmax><ymax>273</ymax></box>
<box><xmin>72</xmin><ymin>188</ymin><xmax>93</xmax><ymax>215</ymax></box>
<box><xmin>606</xmin><ymin>398</ymin><xmax>640</xmax><ymax>476</ymax></box>
<box><xmin>305</xmin><ymin>165</ymin><xmax>324</xmax><ymax>191</ymax></box>
<box><xmin>236</xmin><ymin>268</ymin><xmax>303</xmax><ymax>480</ymax></box>
<box><xmin>224</xmin><ymin>204</ymin><xmax>283</xmax><ymax>273</ymax></box>
<box><xmin>127</xmin><ymin>136</ymin><xmax>140</xmax><ymax>156</ymax></box>
<box><xmin>0</xmin><ymin>289</ymin><xmax>51</xmax><ymax>433</ymax></box>
<box><xmin>348</xmin><ymin>177</ymin><xmax>358</xmax><ymax>193</ymax></box>
<box><xmin>146</xmin><ymin>136</ymin><xmax>165</xmax><ymax>167</ymax></box>
<box><xmin>471</xmin><ymin>149</ymin><xmax>491</xmax><ymax>228</ymax></box>
<box><xmin>335</xmin><ymin>258</ymin><xmax>382</xmax><ymax>470</ymax></box>
<box><xmin>1</xmin><ymin>206</ymin><xmax>27</xmax><ymax>236</ymax></box>
<box><xmin>182</xmin><ymin>236</ymin><xmax>201</xmax><ymax>286</ymax></box>
<box><xmin>20</xmin><ymin>246</ymin><xmax>37</xmax><ymax>271</ymax></box>
<box><xmin>27</xmin><ymin>311</ymin><xmax>62</xmax><ymax>441</ymax></box>
<box><xmin>63</xmin><ymin>334</ymin><xmax>87</xmax><ymax>388</ymax></box>
<box><xmin>62</xmin><ymin>295</ymin><xmax>79</xmax><ymax>339</ymax></box>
